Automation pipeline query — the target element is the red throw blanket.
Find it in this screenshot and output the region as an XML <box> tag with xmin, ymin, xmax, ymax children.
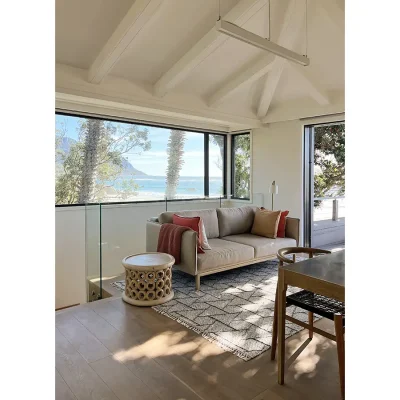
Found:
<box><xmin>157</xmin><ymin>223</ymin><xmax>190</xmax><ymax>265</ymax></box>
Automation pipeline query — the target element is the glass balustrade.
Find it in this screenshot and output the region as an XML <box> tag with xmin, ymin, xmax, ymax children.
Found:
<box><xmin>312</xmin><ymin>197</ymin><xmax>345</xmax><ymax>249</ymax></box>
<box><xmin>85</xmin><ymin>203</ymin><xmax>102</xmax><ymax>302</ymax></box>
<box><xmin>84</xmin><ymin>196</ymin><xmax>232</xmax><ymax>302</ymax></box>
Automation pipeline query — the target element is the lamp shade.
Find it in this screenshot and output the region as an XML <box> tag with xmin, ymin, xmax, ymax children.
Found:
<box><xmin>269</xmin><ymin>181</ymin><xmax>278</xmax><ymax>195</ymax></box>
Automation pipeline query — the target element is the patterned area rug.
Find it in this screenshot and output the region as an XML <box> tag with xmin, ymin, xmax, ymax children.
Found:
<box><xmin>111</xmin><ymin>259</ymin><xmax>319</xmax><ymax>361</ymax></box>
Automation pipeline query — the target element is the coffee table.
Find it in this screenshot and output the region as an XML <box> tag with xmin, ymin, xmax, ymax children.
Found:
<box><xmin>122</xmin><ymin>252</ymin><xmax>175</xmax><ymax>306</ymax></box>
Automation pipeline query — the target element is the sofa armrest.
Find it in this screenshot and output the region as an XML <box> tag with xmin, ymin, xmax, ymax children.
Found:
<box><xmin>178</xmin><ymin>230</ymin><xmax>198</xmax><ymax>276</ymax></box>
<box><xmin>146</xmin><ymin>221</ymin><xmax>161</xmax><ymax>252</ymax></box>
<box><xmin>285</xmin><ymin>217</ymin><xmax>300</xmax><ymax>245</ymax></box>
<box><xmin>146</xmin><ymin>220</ymin><xmax>198</xmax><ymax>276</ymax></box>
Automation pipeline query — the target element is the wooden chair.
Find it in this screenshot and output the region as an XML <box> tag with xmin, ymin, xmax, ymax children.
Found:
<box><xmin>270</xmin><ymin>247</ymin><xmax>345</xmax><ymax>399</ymax></box>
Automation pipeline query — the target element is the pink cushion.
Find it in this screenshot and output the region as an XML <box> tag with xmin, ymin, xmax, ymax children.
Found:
<box><xmin>172</xmin><ymin>214</ymin><xmax>204</xmax><ymax>253</ymax></box>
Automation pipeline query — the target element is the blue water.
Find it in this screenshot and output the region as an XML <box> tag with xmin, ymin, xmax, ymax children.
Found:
<box><xmin>111</xmin><ymin>175</ymin><xmax>223</xmax><ymax>198</ymax></box>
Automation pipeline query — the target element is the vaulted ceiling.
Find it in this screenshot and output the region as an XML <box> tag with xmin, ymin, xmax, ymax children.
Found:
<box><xmin>55</xmin><ymin>0</ymin><xmax>345</xmax><ymax>131</ymax></box>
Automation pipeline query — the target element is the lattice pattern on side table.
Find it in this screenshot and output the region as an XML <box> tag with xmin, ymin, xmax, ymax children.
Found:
<box><xmin>122</xmin><ymin>252</ymin><xmax>175</xmax><ymax>306</ymax></box>
<box><xmin>125</xmin><ymin>267</ymin><xmax>172</xmax><ymax>302</ymax></box>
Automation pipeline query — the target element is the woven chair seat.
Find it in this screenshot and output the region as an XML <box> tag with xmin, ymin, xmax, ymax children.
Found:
<box><xmin>287</xmin><ymin>290</ymin><xmax>345</xmax><ymax>322</ymax></box>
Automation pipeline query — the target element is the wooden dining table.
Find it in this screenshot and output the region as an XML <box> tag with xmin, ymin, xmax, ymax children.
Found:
<box><xmin>277</xmin><ymin>250</ymin><xmax>345</xmax><ymax>387</ymax></box>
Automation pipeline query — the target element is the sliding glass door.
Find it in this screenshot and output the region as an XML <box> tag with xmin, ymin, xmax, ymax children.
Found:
<box><xmin>304</xmin><ymin>122</ymin><xmax>345</xmax><ymax>250</ymax></box>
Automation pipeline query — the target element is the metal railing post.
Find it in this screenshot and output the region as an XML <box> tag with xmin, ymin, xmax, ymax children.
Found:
<box><xmin>332</xmin><ymin>199</ymin><xmax>339</xmax><ymax>221</ymax></box>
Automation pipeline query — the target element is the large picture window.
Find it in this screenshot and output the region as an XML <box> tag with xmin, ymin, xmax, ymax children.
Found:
<box><xmin>231</xmin><ymin>133</ymin><xmax>251</xmax><ymax>199</ymax></box>
<box><xmin>55</xmin><ymin>113</ymin><xmax>226</xmax><ymax>205</ymax></box>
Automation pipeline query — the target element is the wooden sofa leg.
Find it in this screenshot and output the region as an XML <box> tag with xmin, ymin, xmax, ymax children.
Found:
<box><xmin>195</xmin><ymin>275</ymin><xmax>200</xmax><ymax>291</ymax></box>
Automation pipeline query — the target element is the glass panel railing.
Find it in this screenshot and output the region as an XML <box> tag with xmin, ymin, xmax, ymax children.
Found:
<box><xmin>83</xmin><ymin>196</ymin><xmax>265</xmax><ymax>300</ymax></box>
<box><xmin>165</xmin><ymin>196</ymin><xmax>223</xmax><ymax>212</ymax></box>
<box><xmin>99</xmin><ymin>197</ymin><xmax>226</xmax><ymax>297</ymax></box>
<box><xmin>312</xmin><ymin>197</ymin><xmax>345</xmax><ymax>248</ymax></box>
<box><xmin>100</xmin><ymin>202</ymin><xmax>166</xmax><ymax>297</ymax></box>
<box><xmin>338</xmin><ymin>197</ymin><xmax>345</xmax><ymax>219</ymax></box>
<box><xmin>85</xmin><ymin>203</ymin><xmax>102</xmax><ymax>302</ymax></box>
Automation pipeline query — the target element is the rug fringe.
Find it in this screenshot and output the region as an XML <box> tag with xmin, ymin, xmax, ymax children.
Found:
<box><xmin>152</xmin><ymin>306</ymin><xmax>253</xmax><ymax>361</ymax></box>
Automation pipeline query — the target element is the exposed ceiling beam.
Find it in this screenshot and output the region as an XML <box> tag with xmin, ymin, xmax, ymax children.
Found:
<box><xmin>256</xmin><ymin>0</ymin><xmax>306</xmax><ymax>118</ymax></box>
<box><xmin>57</xmin><ymin>64</ymin><xmax>261</xmax><ymax>130</ymax></box>
<box><xmin>153</xmin><ymin>0</ymin><xmax>267</xmax><ymax>97</ymax></box>
<box><xmin>208</xmin><ymin>57</ymin><xmax>276</xmax><ymax>106</ymax></box>
<box><xmin>88</xmin><ymin>0</ymin><xmax>163</xmax><ymax>84</ymax></box>
<box><xmin>260</xmin><ymin>92</ymin><xmax>344</xmax><ymax>124</ymax></box>
<box><xmin>319</xmin><ymin>0</ymin><xmax>344</xmax><ymax>32</ymax></box>
<box><xmin>288</xmin><ymin>63</ymin><xmax>330</xmax><ymax>105</ymax></box>
<box><xmin>256</xmin><ymin>59</ymin><xmax>286</xmax><ymax>118</ymax></box>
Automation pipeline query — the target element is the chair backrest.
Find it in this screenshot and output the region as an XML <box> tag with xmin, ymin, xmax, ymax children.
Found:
<box><xmin>277</xmin><ymin>247</ymin><xmax>331</xmax><ymax>266</ymax></box>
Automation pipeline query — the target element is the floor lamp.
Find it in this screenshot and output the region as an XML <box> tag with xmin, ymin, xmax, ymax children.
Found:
<box><xmin>269</xmin><ymin>181</ymin><xmax>278</xmax><ymax>210</ymax></box>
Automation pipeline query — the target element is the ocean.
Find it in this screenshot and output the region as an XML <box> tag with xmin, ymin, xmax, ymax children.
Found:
<box><xmin>111</xmin><ymin>175</ymin><xmax>224</xmax><ymax>200</ymax></box>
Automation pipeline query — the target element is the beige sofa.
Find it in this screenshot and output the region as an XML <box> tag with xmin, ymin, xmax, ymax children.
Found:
<box><xmin>146</xmin><ymin>206</ymin><xmax>299</xmax><ymax>290</ymax></box>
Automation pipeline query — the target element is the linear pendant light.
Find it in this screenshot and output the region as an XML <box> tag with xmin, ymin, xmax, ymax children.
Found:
<box><xmin>216</xmin><ymin>20</ymin><xmax>310</xmax><ymax>66</ymax></box>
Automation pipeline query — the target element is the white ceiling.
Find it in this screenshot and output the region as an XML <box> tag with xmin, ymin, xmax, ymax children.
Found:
<box><xmin>55</xmin><ymin>0</ymin><xmax>345</xmax><ymax>131</ymax></box>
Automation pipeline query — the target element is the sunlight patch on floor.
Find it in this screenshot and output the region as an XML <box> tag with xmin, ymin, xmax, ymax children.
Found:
<box><xmin>285</xmin><ymin>330</ymin><xmax>336</xmax><ymax>380</ymax></box>
<box><xmin>190</xmin><ymin>338</ymin><xmax>226</xmax><ymax>362</ymax></box>
<box><xmin>113</xmin><ymin>330</ymin><xmax>201</xmax><ymax>361</ymax></box>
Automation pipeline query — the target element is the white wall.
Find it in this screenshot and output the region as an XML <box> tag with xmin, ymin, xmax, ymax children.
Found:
<box><xmin>251</xmin><ymin>120</ymin><xmax>305</xmax><ymax>243</ymax></box>
<box><xmin>55</xmin><ymin>207</ymin><xmax>86</xmax><ymax>309</ymax></box>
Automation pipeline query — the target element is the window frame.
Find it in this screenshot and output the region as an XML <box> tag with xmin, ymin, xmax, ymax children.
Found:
<box><xmin>55</xmin><ymin>111</ymin><xmax>227</xmax><ymax>206</ymax></box>
<box><xmin>230</xmin><ymin>131</ymin><xmax>251</xmax><ymax>201</ymax></box>
<box><xmin>303</xmin><ymin>120</ymin><xmax>345</xmax><ymax>247</ymax></box>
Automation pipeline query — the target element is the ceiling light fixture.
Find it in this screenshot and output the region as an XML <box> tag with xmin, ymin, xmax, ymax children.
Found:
<box><xmin>216</xmin><ymin>19</ymin><xmax>310</xmax><ymax>66</ymax></box>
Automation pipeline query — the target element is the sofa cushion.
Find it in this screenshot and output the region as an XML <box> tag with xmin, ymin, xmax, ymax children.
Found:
<box><xmin>217</xmin><ymin>206</ymin><xmax>258</xmax><ymax>237</ymax></box>
<box><xmin>159</xmin><ymin>209</ymin><xmax>219</xmax><ymax>238</ymax></box>
<box><xmin>172</xmin><ymin>214</ymin><xmax>204</xmax><ymax>253</ymax></box>
<box><xmin>197</xmin><ymin>238</ymin><xmax>254</xmax><ymax>272</ymax></box>
<box><xmin>251</xmin><ymin>209</ymin><xmax>281</xmax><ymax>239</ymax></box>
<box><xmin>222</xmin><ymin>233</ymin><xmax>297</xmax><ymax>258</ymax></box>
<box><xmin>261</xmin><ymin>208</ymin><xmax>290</xmax><ymax>237</ymax></box>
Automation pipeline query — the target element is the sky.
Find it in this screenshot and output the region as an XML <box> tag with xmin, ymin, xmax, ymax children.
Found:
<box><xmin>56</xmin><ymin>114</ymin><xmax>223</xmax><ymax>177</ymax></box>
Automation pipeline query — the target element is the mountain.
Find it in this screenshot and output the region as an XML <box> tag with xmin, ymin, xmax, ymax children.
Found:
<box><xmin>120</xmin><ymin>158</ymin><xmax>147</xmax><ymax>176</ymax></box>
<box><xmin>56</xmin><ymin>136</ymin><xmax>147</xmax><ymax>176</ymax></box>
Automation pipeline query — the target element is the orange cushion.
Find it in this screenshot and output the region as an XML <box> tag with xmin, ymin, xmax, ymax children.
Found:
<box><xmin>277</xmin><ymin>210</ymin><xmax>289</xmax><ymax>238</ymax></box>
<box><xmin>172</xmin><ymin>214</ymin><xmax>204</xmax><ymax>254</ymax></box>
<box><xmin>261</xmin><ymin>208</ymin><xmax>289</xmax><ymax>238</ymax></box>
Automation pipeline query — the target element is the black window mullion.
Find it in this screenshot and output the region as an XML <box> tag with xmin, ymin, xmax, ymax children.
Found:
<box><xmin>204</xmin><ymin>133</ymin><xmax>209</xmax><ymax>197</ymax></box>
<box><xmin>231</xmin><ymin>135</ymin><xmax>235</xmax><ymax>197</ymax></box>
<box><xmin>303</xmin><ymin>126</ymin><xmax>312</xmax><ymax>247</ymax></box>
<box><xmin>223</xmin><ymin>134</ymin><xmax>227</xmax><ymax>197</ymax></box>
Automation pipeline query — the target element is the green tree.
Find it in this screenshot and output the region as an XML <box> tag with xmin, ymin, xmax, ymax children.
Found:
<box><xmin>233</xmin><ymin>135</ymin><xmax>250</xmax><ymax>198</ymax></box>
<box><xmin>210</xmin><ymin>134</ymin><xmax>224</xmax><ymax>169</ymax></box>
<box><xmin>55</xmin><ymin>117</ymin><xmax>151</xmax><ymax>204</ymax></box>
<box><xmin>210</xmin><ymin>134</ymin><xmax>225</xmax><ymax>195</ymax></box>
<box><xmin>165</xmin><ymin>130</ymin><xmax>186</xmax><ymax>199</ymax></box>
<box><xmin>314</xmin><ymin>124</ymin><xmax>345</xmax><ymax>206</ymax></box>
